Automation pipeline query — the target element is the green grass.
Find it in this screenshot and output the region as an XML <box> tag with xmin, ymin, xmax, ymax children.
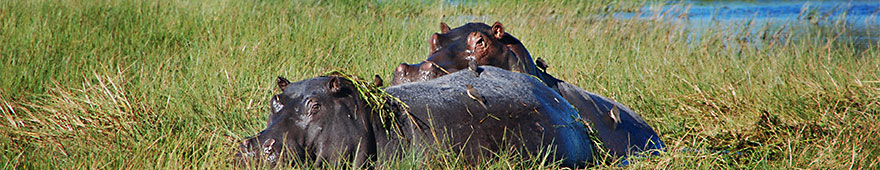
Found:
<box><xmin>1</xmin><ymin>0</ymin><xmax>878</xmax><ymax>169</ymax></box>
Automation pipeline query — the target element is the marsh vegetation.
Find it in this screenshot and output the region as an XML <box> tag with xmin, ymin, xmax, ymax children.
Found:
<box><xmin>1</xmin><ymin>0</ymin><xmax>878</xmax><ymax>169</ymax></box>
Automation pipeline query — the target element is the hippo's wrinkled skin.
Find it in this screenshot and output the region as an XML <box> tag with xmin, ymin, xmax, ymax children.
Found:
<box><xmin>238</xmin><ymin>66</ymin><xmax>594</xmax><ymax>168</ymax></box>
<box><xmin>392</xmin><ymin>22</ymin><xmax>666</xmax><ymax>157</ymax></box>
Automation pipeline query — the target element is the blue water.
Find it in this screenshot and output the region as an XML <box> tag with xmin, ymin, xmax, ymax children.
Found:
<box><xmin>624</xmin><ymin>1</ymin><xmax>878</xmax><ymax>22</ymax></box>
<box><xmin>615</xmin><ymin>1</ymin><xmax>880</xmax><ymax>48</ymax></box>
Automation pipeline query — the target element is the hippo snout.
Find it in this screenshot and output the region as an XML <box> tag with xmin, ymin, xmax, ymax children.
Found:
<box><xmin>237</xmin><ymin>138</ymin><xmax>256</xmax><ymax>158</ymax></box>
<box><xmin>391</xmin><ymin>61</ymin><xmax>448</xmax><ymax>86</ymax></box>
<box><xmin>236</xmin><ymin>136</ymin><xmax>281</xmax><ymax>165</ymax></box>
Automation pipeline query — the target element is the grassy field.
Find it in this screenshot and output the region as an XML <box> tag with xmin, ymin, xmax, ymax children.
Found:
<box><xmin>1</xmin><ymin>0</ymin><xmax>878</xmax><ymax>169</ymax></box>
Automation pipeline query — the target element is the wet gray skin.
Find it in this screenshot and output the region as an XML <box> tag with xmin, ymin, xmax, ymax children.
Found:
<box><xmin>237</xmin><ymin>66</ymin><xmax>595</xmax><ymax>168</ymax></box>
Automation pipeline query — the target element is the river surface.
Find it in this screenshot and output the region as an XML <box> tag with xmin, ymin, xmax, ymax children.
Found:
<box><xmin>616</xmin><ymin>0</ymin><xmax>880</xmax><ymax>47</ymax></box>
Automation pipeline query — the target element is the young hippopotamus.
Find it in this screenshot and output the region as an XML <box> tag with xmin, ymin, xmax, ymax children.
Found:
<box><xmin>390</xmin><ymin>61</ymin><xmax>447</xmax><ymax>86</ymax></box>
<box><xmin>237</xmin><ymin>66</ymin><xmax>595</xmax><ymax>168</ymax></box>
<box><xmin>392</xmin><ymin>22</ymin><xmax>666</xmax><ymax>158</ymax></box>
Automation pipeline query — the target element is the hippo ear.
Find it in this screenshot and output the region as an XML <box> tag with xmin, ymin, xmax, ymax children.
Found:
<box><xmin>491</xmin><ymin>22</ymin><xmax>505</xmax><ymax>40</ymax></box>
<box><xmin>430</xmin><ymin>33</ymin><xmax>441</xmax><ymax>52</ymax></box>
<box><xmin>277</xmin><ymin>76</ymin><xmax>290</xmax><ymax>91</ymax></box>
<box><xmin>327</xmin><ymin>77</ymin><xmax>351</xmax><ymax>96</ymax></box>
<box><xmin>373</xmin><ymin>75</ymin><xmax>384</xmax><ymax>87</ymax></box>
<box><xmin>440</xmin><ymin>22</ymin><xmax>451</xmax><ymax>34</ymax></box>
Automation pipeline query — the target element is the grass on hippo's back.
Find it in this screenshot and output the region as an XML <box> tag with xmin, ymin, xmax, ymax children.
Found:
<box><xmin>1</xmin><ymin>0</ymin><xmax>879</xmax><ymax>169</ymax></box>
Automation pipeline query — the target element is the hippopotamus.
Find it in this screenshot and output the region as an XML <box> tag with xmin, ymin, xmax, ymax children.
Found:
<box><xmin>391</xmin><ymin>22</ymin><xmax>666</xmax><ymax>158</ymax></box>
<box><xmin>237</xmin><ymin>66</ymin><xmax>595</xmax><ymax>168</ymax></box>
<box><xmin>390</xmin><ymin>22</ymin><xmax>550</xmax><ymax>87</ymax></box>
<box><xmin>390</xmin><ymin>61</ymin><xmax>447</xmax><ymax>86</ymax></box>
<box><xmin>390</xmin><ymin>22</ymin><xmax>541</xmax><ymax>86</ymax></box>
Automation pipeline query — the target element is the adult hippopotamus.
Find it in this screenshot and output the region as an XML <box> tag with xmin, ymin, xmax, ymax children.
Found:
<box><xmin>391</xmin><ymin>22</ymin><xmax>548</xmax><ymax>86</ymax></box>
<box><xmin>391</xmin><ymin>22</ymin><xmax>666</xmax><ymax>158</ymax></box>
<box><xmin>392</xmin><ymin>22</ymin><xmax>536</xmax><ymax>83</ymax></box>
<box><xmin>237</xmin><ymin>66</ymin><xmax>594</xmax><ymax>168</ymax></box>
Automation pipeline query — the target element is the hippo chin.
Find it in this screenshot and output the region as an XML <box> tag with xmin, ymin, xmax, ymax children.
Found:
<box><xmin>238</xmin><ymin>66</ymin><xmax>595</xmax><ymax>168</ymax></box>
<box><xmin>392</xmin><ymin>22</ymin><xmax>666</xmax><ymax>158</ymax></box>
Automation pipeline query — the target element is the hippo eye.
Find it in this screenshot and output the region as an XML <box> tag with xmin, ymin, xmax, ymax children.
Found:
<box><xmin>306</xmin><ymin>99</ymin><xmax>321</xmax><ymax>114</ymax></box>
<box><xmin>311</xmin><ymin>103</ymin><xmax>321</xmax><ymax>111</ymax></box>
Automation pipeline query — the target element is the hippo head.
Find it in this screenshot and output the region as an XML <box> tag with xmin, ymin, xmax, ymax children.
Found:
<box><xmin>237</xmin><ymin>76</ymin><xmax>376</xmax><ymax>167</ymax></box>
<box><xmin>462</xmin><ymin>23</ymin><xmax>519</xmax><ymax>70</ymax></box>
<box><xmin>390</xmin><ymin>22</ymin><xmax>529</xmax><ymax>86</ymax></box>
<box><xmin>392</xmin><ymin>22</ymin><xmax>540</xmax><ymax>86</ymax></box>
<box><xmin>428</xmin><ymin>22</ymin><xmax>492</xmax><ymax>54</ymax></box>
<box><xmin>416</xmin><ymin>22</ymin><xmax>520</xmax><ymax>81</ymax></box>
<box><xmin>390</xmin><ymin>61</ymin><xmax>447</xmax><ymax>86</ymax></box>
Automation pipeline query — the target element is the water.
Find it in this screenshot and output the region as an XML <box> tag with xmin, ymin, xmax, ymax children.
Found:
<box><xmin>615</xmin><ymin>0</ymin><xmax>880</xmax><ymax>48</ymax></box>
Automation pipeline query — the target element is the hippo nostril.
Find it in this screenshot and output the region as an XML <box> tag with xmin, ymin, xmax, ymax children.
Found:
<box><xmin>240</xmin><ymin>140</ymin><xmax>250</xmax><ymax>151</ymax></box>
<box><xmin>241</xmin><ymin>137</ymin><xmax>259</xmax><ymax>149</ymax></box>
<box><xmin>395</xmin><ymin>63</ymin><xmax>408</xmax><ymax>73</ymax></box>
<box><xmin>260</xmin><ymin>138</ymin><xmax>280</xmax><ymax>162</ymax></box>
<box><xmin>420</xmin><ymin>61</ymin><xmax>436</xmax><ymax>71</ymax></box>
<box><xmin>262</xmin><ymin>138</ymin><xmax>276</xmax><ymax>154</ymax></box>
<box><xmin>237</xmin><ymin>138</ymin><xmax>260</xmax><ymax>159</ymax></box>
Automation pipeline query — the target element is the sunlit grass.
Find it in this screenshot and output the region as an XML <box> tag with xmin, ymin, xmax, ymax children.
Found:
<box><xmin>1</xmin><ymin>0</ymin><xmax>878</xmax><ymax>169</ymax></box>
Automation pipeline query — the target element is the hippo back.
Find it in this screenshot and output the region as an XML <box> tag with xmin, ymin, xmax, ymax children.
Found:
<box><xmin>556</xmin><ymin>82</ymin><xmax>665</xmax><ymax>157</ymax></box>
<box><xmin>385</xmin><ymin>66</ymin><xmax>593</xmax><ymax>167</ymax></box>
